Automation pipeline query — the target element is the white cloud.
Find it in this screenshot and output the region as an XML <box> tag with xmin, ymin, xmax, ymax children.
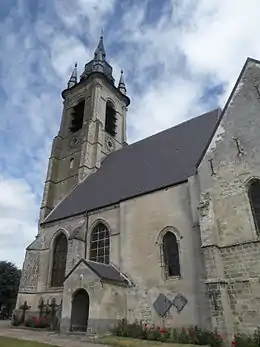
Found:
<box><xmin>0</xmin><ymin>176</ymin><xmax>38</xmax><ymax>266</ymax></box>
<box><xmin>109</xmin><ymin>0</ymin><xmax>260</xmax><ymax>142</ymax></box>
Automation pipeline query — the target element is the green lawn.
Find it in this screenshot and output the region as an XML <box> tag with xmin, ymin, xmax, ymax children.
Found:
<box><xmin>0</xmin><ymin>336</ymin><xmax>58</xmax><ymax>347</ymax></box>
<box><xmin>98</xmin><ymin>336</ymin><xmax>208</xmax><ymax>347</ymax></box>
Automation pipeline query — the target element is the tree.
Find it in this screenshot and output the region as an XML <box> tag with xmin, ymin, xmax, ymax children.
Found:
<box><xmin>0</xmin><ymin>261</ymin><xmax>21</xmax><ymax>317</ymax></box>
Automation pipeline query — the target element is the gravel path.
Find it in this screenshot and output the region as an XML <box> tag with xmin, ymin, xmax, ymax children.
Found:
<box><xmin>0</xmin><ymin>320</ymin><xmax>108</xmax><ymax>347</ymax></box>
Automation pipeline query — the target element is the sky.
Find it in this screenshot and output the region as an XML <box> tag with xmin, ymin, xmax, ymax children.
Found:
<box><xmin>1</xmin><ymin>0</ymin><xmax>260</xmax><ymax>268</ymax></box>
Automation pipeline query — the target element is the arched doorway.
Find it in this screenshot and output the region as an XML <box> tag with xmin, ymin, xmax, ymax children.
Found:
<box><xmin>70</xmin><ymin>289</ymin><xmax>89</xmax><ymax>332</ymax></box>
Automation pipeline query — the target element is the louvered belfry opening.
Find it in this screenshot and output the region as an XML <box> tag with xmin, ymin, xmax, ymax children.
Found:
<box><xmin>105</xmin><ymin>101</ymin><xmax>117</xmax><ymax>137</ymax></box>
<box><xmin>163</xmin><ymin>232</ymin><xmax>180</xmax><ymax>278</ymax></box>
<box><xmin>248</xmin><ymin>179</ymin><xmax>260</xmax><ymax>234</ymax></box>
<box><xmin>89</xmin><ymin>223</ymin><xmax>110</xmax><ymax>264</ymax></box>
<box><xmin>51</xmin><ymin>233</ymin><xmax>68</xmax><ymax>287</ymax></box>
<box><xmin>70</xmin><ymin>100</ymin><xmax>85</xmax><ymax>133</ymax></box>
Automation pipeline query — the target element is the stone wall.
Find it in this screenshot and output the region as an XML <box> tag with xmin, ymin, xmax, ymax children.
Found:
<box><xmin>117</xmin><ymin>181</ymin><xmax>210</xmax><ymax>330</ymax></box>
<box><xmin>222</xmin><ymin>242</ymin><xmax>260</xmax><ymax>334</ymax></box>
<box><xmin>198</xmin><ymin>58</ymin><xmax>260</xmax><ymax>339</ymax></box>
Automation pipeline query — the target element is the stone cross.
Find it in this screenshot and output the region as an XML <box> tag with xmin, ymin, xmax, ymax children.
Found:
<box><xmin>19</xmin><ymin>301</ymin><xmax>31</xmax><ymax>323</ymax></box>
<box><xmin>50</xmin><ymin>298</ymin><xmax>58</xmax><ymax>317</ymax></box>
<box><xmin>45</xmin><ymin>300</ymin><xmax>51</xmax><ymax>317</ymax></box>
<box><xmin>38</xmin><ymin>298</ymin><xmax>45</xmax><ymax>317</ymax></box>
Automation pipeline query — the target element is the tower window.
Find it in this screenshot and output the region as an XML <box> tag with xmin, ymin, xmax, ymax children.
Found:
<box><xmin>105</xmin><ymin>101</ymin><xmax>117</xmax><ymax>137</ymax></box>
<box><xmin>248</xmin><ymin>179</ymin><xmax>260</xmax><ymax>234</ymax></box>
<box><xmin>70</xmin><ymin>100</ymin><xmax>85</xmax><ymax>133</ymax></box>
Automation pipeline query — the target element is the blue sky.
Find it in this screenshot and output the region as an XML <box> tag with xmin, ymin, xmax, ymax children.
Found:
<box><xmin>1</xmin><ymin>0</ymin><xmax>260</xmax><ymax>267</ymax></box>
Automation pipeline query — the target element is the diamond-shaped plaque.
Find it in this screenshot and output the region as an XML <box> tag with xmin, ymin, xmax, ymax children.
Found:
<box><xmin>172</xmin><ymin>293</ymin><xmax>187</xmax><ymax>313</ymax></box>
<box><xmin>153</xmin><ymin>293</ymin><xmax>172</xmax><ymax>317</ymax></box>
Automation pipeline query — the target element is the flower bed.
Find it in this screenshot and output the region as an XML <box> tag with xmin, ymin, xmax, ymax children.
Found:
<box><xmin>24</xmin><ymin>316</ymin><xmax>50</xmax><ymax>329</ymax></box>
<box><xmin>111</xmin><ymin>320</ymin><xmax>223</xmax><ymax>347</ymax></box>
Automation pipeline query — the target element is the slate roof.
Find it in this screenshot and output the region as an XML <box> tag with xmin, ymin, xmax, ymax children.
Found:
<box><xmin>86</xmin><ymin>261</ymin><xmax>129</xmax><ymax>284</ymax></box>
<box><xmin>64</xmin><ymin>258</ymin><xmax>129</xmax><ymax>285</ymax></box>
<box><xmin>44</xmin><ymin>108</ymin><xmax>220</xmax><ymax>224</ymax></box>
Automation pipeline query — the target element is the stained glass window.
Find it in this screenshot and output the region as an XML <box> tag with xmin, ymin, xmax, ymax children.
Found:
<box><xmin>51</xmin><ymin>233</ymin><xmax>68</xmax><ymax>287</ymax></box>
<box><xmin>89</xmin><ymin>223</ymin><xmax>110</xmax><ymax>264</ymax></box>
<box><xmin>163</xmin><ymin>232</ymin><xmax>180</xmax><ymax>278</ymax></box>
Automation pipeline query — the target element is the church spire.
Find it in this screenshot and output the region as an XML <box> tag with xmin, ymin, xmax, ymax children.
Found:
<box><xmin>67</xmin><ymin>63</ymin><xmax>78</xmax><ymax>89</ymax></box>
<box><xmin>78</xmin><ymin>34</ymin><xmax>115</xmax><ymax>87</ymax></box>
<box><xmin>94</xmin><ymin>34</ymin><xmax>106</xmax><ymax>61</ymax></box>
<box><xmin>118</xmin><ymin>70</ymin><xmax>127</xmax><ymax>95</ymax></box>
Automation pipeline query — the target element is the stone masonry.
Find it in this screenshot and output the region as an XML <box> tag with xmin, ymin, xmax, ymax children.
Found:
<box><xmin>198</xmin><ymin>58</ymin><xmax>260</xmax><ymax>340</ymax></box>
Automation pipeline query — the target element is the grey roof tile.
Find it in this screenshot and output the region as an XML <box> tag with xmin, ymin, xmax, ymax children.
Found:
<box><xmin>64</xmin><ymin>258</ymin><xmax>128</xmax><ymax>284</ymax></box>
<box><xmin>86</xmin><ymin>261</ymin><xmax>128</xmax><ymax>284</ymax></box>
<box><xmin>44</xmin><ymin>109</ymin><xmax>220</xmax><ymax>224</ymax></box>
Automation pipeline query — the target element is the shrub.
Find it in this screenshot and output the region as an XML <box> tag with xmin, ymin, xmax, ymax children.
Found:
<box><xmin>112</xmin><ymin>319</ymin><xmax>144</xmax><ymax>338</ymax></box>
<box><xmin>111</xmin><ymin>320</ymin><xmax>223</xmax><ymax>346</ymax></box>
<box><xmin>234</xmin><ymin>327</ymin><xmax>260</xmax><ymax>347</ymax></box>
<box><xmin>25</xmin><ymin>316</ymin><xmax>50</xmax><ymax>329</ymax></box>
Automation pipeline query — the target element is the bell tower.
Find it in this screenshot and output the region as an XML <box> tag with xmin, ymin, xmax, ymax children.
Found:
<box><xmin>40</xmin><ymin>36</ymin><xmax>130</xmax><ymax>223</ymax></box>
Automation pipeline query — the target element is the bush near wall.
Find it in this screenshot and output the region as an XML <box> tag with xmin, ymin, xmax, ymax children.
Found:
<box><xmin>111</xmin><ymin>319</ymin><xmax>223</xmax><ymax>347</ymax></box>
<box><xmin>25</xmin><ymin>316</ymin><xmax>50</xmax><ymax>329</ymax></box>
<box><xmin>233</xmin><ymin>327</ymin><xmax>260</xmax><ymax>347</ymax></box>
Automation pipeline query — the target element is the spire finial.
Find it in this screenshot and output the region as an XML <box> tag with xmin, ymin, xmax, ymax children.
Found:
<box><xmin>67</xmin><ymin>62</ymin><xmax>78</xmax><ymax>89</ymax></box>
<box><xmin>118</xmin><ymin>69</ymin><xmax>127</xmax><ymax>95</ymax></box>
<box><xmin>94</xmin><ymin>34</ymin><xmax>106</xmax><ymax>61</ymax></box>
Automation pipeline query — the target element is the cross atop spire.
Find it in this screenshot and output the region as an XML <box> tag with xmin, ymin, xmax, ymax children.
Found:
<box><xmin>67</xmin><ymin>63</ymin><xmax>78</xmax><ymax>89</ymax></box>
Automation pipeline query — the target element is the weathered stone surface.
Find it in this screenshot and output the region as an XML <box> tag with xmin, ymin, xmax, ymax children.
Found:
<box><xmin>198</xmin><ymin>59</ymin><xmax>260</xmax><ymax>340</ymax></box>
<box><xmin>19</xmin><ymin>252</ymin><xmax>40</xmax><ymax>291</ymax></box>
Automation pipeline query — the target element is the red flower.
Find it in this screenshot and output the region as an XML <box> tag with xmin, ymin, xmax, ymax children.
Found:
<box><xmin>231</xmin><ymin>341</ymin><xmax>237</xmax><ymax>346</ymax></box>
<box><xmin>161</xmin><ymin>329</ymin><xmax>167</xmax><ymax>334</ymax></box>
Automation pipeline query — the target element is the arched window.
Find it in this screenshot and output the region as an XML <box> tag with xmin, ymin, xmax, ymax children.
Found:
<box><xmin>162</xmin><ymin>232</ymin><xmax>180</xmax><ymax>278</ymax></box>
<box><xmin>51</xmin><ymin>233</ymin><xmax>68</xmax><ymax>287</ymax></box>
<box><xmin>105</xmin><ymin>101</ymin><xmax>117</xmax><ymax>137</ymax></box>
<box><xmin>89</xmin><ymin>223</ymin><xmax>110</xmax><ymax>264</ymax></box>
<box><xmin>248</xmin><ymin>179</ymin><xmax>260</xmax><ymax>234</ymax></box>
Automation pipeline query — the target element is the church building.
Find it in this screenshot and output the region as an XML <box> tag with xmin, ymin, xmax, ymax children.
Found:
<box><xmin>16</xmin><ymin>36</ymin><xmax>260</xmax><ymax>341</ymax></box>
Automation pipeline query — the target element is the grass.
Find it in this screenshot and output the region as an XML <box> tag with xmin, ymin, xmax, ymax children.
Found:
<box><xmin>98</xmin><ymin>336</ymin><xmax>209</xmax><ymax>347</ymax></box>
<box><xmin>0</xmin><ymin>336</ymin><xmax>59</xmax><ymax>347</ymax></box>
